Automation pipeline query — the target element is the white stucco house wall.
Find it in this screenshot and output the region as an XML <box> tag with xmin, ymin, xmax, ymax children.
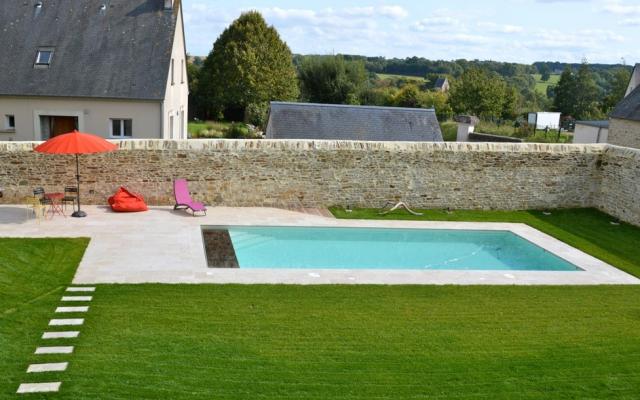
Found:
<box><xmin>0</xmin><ymin>0</ymin><xmax>188</xmax><ymax>142</ymax></box>
<box><xmin>573</xmin><ymin>121</ymin><xmax>609</xmax><ymax>144</ymax></box>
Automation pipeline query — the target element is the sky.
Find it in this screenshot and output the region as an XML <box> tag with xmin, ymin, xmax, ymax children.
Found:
<box><xmin>183</xmin><ymin>0</ymin><xmax>640</xmax><ymax>64</ymax></box>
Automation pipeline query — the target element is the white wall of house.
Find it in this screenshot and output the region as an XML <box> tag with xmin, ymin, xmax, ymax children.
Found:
<box><xmin>162</xmin><ymin>7</ymin><xmax>189</xmax><ymax>140</ymax></box>
<box><xmin>625</xmin><ymin>64</ymin><xmax>639</xmax><ymax>97</ymax></box>
<box><xmin>0</xmin><ymin>96</ymin><xmax>161</xmax><ymax>141</ymax></box>
<box><xmin>573</xmin><ymin>123</ymin><xmax>609</xmax><ymax>144</ymax></box>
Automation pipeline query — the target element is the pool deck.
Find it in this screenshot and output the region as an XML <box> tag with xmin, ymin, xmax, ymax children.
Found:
<box><xmin>1</xmin><ymin>205</ymin><xmax>638</xmax><ymax>285</ymax></box>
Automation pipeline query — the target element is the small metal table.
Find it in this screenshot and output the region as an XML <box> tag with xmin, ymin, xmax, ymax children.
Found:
<box><xmin>44</xmin><ymin>193</ymin><xmax>66</xmax><ymax>218</ymax></box>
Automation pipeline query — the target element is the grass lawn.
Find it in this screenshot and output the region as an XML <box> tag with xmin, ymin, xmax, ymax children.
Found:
<box><xmin>376</xmin><ymin>73</ymin><xmax>426</xmax><ymax>83</ymax></box>
<box><xmin>439</xmin><ymin>120</ymin><xmax>457</xmax><ymax>141</ymax></box>
<box><xmin>330</xmin><ymin>208</ymin><xmax>640</xmax><ymax>278</ymax></box>
<box><xmin>2</xmin><ymin>210</ymin><xmax>640</xmax><ymax>398</ymax></box>
<box><xmin>188</xmin><ymin>120</ymin><xmax>233</xmax><ymax>138</ymax></box>
<box><xmin>532</xmin><ymin>73</ymin><xmax>561</xmax><ymax>96</ymax></box>
<box><xmin>0</xmin><ymin>238</ymin><xmax>89</xmax><ymax>398</ymax></box>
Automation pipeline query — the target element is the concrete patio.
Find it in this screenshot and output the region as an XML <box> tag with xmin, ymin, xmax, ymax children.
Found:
<box><xmin>1</xmin><ymin>205</ymin><xmax>638</xmax><ymax>285</ymax></box>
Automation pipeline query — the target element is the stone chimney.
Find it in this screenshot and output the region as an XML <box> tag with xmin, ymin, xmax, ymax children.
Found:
<box><xmin>164</xmin><ymin>0</ymin><xmax>173</xmax><ymax>10</ymax></box>
<box><xmin>454</xmin><ymin>115</ymin><xmax>480</xmax><ymax>142</ymax></box>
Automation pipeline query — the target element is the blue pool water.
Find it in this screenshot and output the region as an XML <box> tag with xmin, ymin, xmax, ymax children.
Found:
<box><xmin>224</xmin><ymin>226</ymin><xmax>580</xmax><ymax>271</ymax></box>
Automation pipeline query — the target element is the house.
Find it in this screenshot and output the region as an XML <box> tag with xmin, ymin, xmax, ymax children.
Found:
<box><xmin>527</xmin><ymin>112</ymin><xmax>561</xmax><ymax>130</ymax></box>
<box><xmin>573</xmin><ymin>121</ymin><xmax>609</xmax><ymax>144</ymax></box>
<box><xmin>608</xmin><ymin>64</ymin><xmax>640</xmax><ymax>148</ymax></box>
<box><xmin>265</xmin><ymin>102</ymin><xmax>443</xmax><ymax>142</ymax></box>
<box><xmin>433</xmin><ymin>77</ymin><xmax>450</xmax><ymax>93</ymax></box>
<box><xmin>0</xmin><ymin>0</ymin><xmax>188</xmax><ymax>142</ymax></box>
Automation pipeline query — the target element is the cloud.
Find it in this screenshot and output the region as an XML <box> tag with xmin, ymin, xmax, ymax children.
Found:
<box><xmin>602</xmin><ymin>0</ymin><xmax>640</xmax><ymax>15</ymax></box>
<box><xmin>478</xmin><ymin>22</ymin><xmax>524</xmax><ymax>33</ymax></box>
<box><xmin>413</xmin><ymin>16</ymin><xmax>461</xmax><ymax>31</ymax></box>
<box><xmin>621</xmin><ymin>17</ymin><xmax>640</xmax><ymax>25</ymax></box>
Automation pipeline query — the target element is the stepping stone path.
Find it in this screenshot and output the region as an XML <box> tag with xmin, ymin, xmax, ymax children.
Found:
<box><xmin>17</xmin><ymin>287</ymin><xmax>95</xmax><ymax>394</ymax></box>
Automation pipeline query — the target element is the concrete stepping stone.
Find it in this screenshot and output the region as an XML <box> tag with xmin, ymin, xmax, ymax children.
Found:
<box><xmin>61</xmin><ymin>296</ymin><xmax>92</xmax><ymax>302</ymax></box>
<box><xmin>27</xmin><ymin>362</ymin><xmax>68</xmax><ymax>373</ymax></box>
<box><xmin>66</xmin><ymin>287</ymin><xmax>95</xmax><ymax>292</ymax></box>
<box><xmin>42</xmin><ymin>331</ymin><xmax>80</xmax><ymax>339</ymax></box>
<box><xmin>17</xmin><ymin>382</ymin><xmax>61</xmax><ymax>393</ymax></box>
<box><xmin>35</xmin><ymin>346</ymin><xmax>73</xmax><ymax>354</ymax></box>
<box><xmin>49</xmin><ymin>319</ymin><xmax>84</xmax><ymax>326</ymax></box>
<box><xmin>55</xmin><ymin>306</ymin><xmax>89</xmax><ymax>313</ymax></box>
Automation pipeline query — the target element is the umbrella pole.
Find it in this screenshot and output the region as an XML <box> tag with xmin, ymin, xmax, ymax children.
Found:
<box><xmin>71</xmin><ymin>154</ymin><xmax>87</xmax><ymax>218</ymax></box>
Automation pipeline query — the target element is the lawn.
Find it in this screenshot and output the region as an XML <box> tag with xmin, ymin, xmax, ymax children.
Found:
<box><xmin>330</xmin><ymin>208</ymin><xmax>640</xmax><ymax>278</ymax></box>
<box><xmin>188</xmin><ymin>120</ymin><xmax>233</xmax><ymax>138</ymax></box>
<box><xmin>439</xmin><ymin>120</ymin><xmax>457</xmax><ymax>141</ymax></box>
<box><xmin>376</xmin><ymin>73</ymin><xmax>426</xmax><ymax>83</ymax></box>
<box><xmin>532</xmin><ymin>73</ymin><xmax>561</xmax><ymax>96</ymax></box>
<box><xmin>2</xmin><ymin>210</ymin><xmax>640</xmax><ymax>399</ymax></box>
<box><xmin>0</xmin><ymin>238</ymin><xmax>89</xmax><ymax>398</ymax></box>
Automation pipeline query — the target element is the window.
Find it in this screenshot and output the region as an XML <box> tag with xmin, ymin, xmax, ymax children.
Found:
<box><xmin>171</xmin><ymin>58</ymin><xmax>175</xmax><ymax>85</ymax></box>
<box><xmin>110</xmin><ymin>119</ymin><xmax>132</xmax><ymax>138</ymax></box>
<box><xmin>5</xmin><ymin>115</ymin><xmax>15</xmax><ymax>130</ymax></box>
<box><xmin>181</xmin><ymin>60</ymin><xmax>184</xmax><ymax>84</ymax></box>
<box><xmin>35</xmin><ymin>49</ymin><xmax>54</xmax><ymax>66</ymax></box>
<box><xmin>169</xmin><ymin>115</ymin><xmax>174</xmax><ymax>139</ymax></box>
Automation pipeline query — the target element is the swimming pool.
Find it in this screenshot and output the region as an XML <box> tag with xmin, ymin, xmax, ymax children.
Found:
<box><xmin>204</xmin><ymin>226</ymin><xmax>581</xmax><ymax>271</ymax></box>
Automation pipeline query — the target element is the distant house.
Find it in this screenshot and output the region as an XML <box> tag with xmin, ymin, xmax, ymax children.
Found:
<box><xmin>433</xmin><ymin>77</ymin><xmax>450</xmax><ymax>93</ymax></box>
<box><xmin>608</xmin><ymin>64</ymin><xmax>640</xmax><ymax>149</ymax></box>
<box><xmin>573</xmin><ymin>121</ymin><xmax>609</xmax><ymax>144</ymax></box>
<box><xmin>265</xmin><ymin>102</ymin><xmax>443</xmax><ymax>142</ymax></box>
<box><xmin>0</xmin><ymin>0</ymin><xmax>188</xmax><ymax>142</ymax></box>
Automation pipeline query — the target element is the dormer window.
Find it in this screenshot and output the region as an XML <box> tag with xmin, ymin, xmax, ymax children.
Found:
<box><xmin>35</xmin><ymin>48</ymin><xmax>54</xmax><ymax>67</ymax></box>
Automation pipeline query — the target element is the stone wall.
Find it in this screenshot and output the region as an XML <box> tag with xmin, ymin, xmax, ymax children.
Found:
<box><xmin>609</xmin><ymin>118</ymin><xmax>640</xmax><ymax>149</ymax></box>
<box><xmin>597</xmin><ymin>145</ymin><xmax>640</xmax><ymax>226</ymax></box>
<box><xmin>0</xmin><ymin>140</ymin><xmax>607</xmax><ymax>213</ymax></box>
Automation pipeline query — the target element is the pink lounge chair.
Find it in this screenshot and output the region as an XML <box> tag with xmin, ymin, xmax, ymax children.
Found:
<box><xmin>173</xmin><ymin>179</ymin><xmax>207</xmax><ymax>216</ymax></box>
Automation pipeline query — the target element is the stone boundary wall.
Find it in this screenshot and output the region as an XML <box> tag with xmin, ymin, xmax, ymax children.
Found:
<box><xmin>597</xmin><ymin>145</ymin><xmax>640</xmax><ymax>226</ymax></box>
<box><xmin>1</xmin><ymin>140</ymin><xmax>611</xmax><ymax>215</ymax></box>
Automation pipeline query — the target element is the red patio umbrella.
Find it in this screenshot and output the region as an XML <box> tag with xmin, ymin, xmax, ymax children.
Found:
<box><xmin>34</xmin><ymin>130</ymin><xmax>118</xmax><ymax>218</ymax></box>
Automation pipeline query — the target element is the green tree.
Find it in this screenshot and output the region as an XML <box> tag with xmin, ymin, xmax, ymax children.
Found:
<box><xmin>573</xmin><ymin>63</ymin><xmax>602</xmax><ymax>119</ymax></box>
<box><xmin>199</xmin><ymin>12</ymin><xmax>299</xmax><ymax>121</ymax></box>
<box><xmin>553</xmin><ymin>67</ymin><xmax>577</xmax><ymax>116</ymax></box>
<box><xmin>539</xmin><ymin>64</ymin><xmax>551</xmax><ymax>81</ymax></box>
<box><xmin>554</xmin><ymin>63</ymin><xmax>602</xmax><ymax>119</ymax></box>
<box><xmin>448</xmin><ymin>68</ymin><xmax>514</xmax><ymax>119</ymax></box>
<box><xmin>601</xmin><ymin>68</ymin><xmax>631</xmax><ymax>113</ymax></box>
<box><xmin>298</xmin><ymin>55</ymin><xmax>368</xmax><ymax>104</ymax></box>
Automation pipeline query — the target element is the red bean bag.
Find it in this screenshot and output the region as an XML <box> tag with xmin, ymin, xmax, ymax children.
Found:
<box><xmin>108</xmin><ymin>187</ymin><xmax>148</xmax><ymax>212</ymax></box>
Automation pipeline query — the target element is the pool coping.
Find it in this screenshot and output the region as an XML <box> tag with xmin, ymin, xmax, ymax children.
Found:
<box><xmin>199</xmin><ymin>220</ymin><xmax>640</xmax><ymax>285</ymax></box>
<box><xmin>1</xmin><ymin>205</ymin><xmax>637</xmax><ymax>285</ymax></box>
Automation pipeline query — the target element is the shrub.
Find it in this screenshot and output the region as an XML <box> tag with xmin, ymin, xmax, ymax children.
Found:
<box><xmin>224</xmin><ymin>123</ymin><xmax>250</xmax><ymax>139</ymax></box>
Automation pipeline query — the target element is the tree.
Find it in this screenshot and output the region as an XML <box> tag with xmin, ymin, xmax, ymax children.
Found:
<box><xmin>539</xmin><ymin>64</ymin><xmax>551</xmax><ymax>82</ymax></box>
<box><xmin>553</xmin><ymin>67</ymin><xmax>577</xmax><ymax>116</ymax></box>
<box><xmin>298</xmin><ymin>55</ymin><xmax>368</xmax><ymax>104</ymax></box>
<box><xmin>601</xmin><ymin>67</ymin><xmax>631</xmax><ymax>113</ymax></box>
<box><xmin>554</xmin><ymin>63</ymin><xmax>602</xmax><ymax>119</ymax></box>
<box><xmin>198</xmin><ymin>12</ymin><xmax>299</xmax><ymax>122</ymax></box>
<box><xmin>448</xmin><ymin>68</ymin><xmax>516</xmax><ymax>119</ymax></box>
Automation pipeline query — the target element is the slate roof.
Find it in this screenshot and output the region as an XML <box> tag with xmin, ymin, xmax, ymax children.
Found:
<box><xmin>575</xmin><ymin>120</ymin><xmax>609</xmax><ymax>129</ymax></box>
<box><xmin>611</xmin><ymin>86</ymin><xmax>640</xmax><ymax>122</ymax></box>
<box><xmin>0</xmin><ymin>0</ymin><xmax>178</xmax><ymax>100</ymax></box>
<box><xmin>266</xmin><ymin>102</ymin><xmax>443</xmax><ymax>142</ymax></box>
<box><xmin>434</xmin><ymin>77</ymin><xmax>448</xmax><ymax>89</ymax></box>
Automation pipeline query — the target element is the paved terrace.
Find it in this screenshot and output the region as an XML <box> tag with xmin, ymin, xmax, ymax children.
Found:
<box><xmin>1</xmin><ymin>205</ymin><xmax>638</xmax><ymax>285</ymax></box>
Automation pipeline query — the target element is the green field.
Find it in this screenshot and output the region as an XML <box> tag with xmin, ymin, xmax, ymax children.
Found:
<box><xmin>532</xmin><ymin>73</ymin><xmax>561</xmax><ymax>96</ymax></box>
<box><xmin>3</xmin><ymin>208</ymin><xmax>640</xmax><ymax>398</ymax></box>
<box><xmin>376</xmin><ymin>73</ymin><xmax>426</xmax><ymax>83</ymax></box>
